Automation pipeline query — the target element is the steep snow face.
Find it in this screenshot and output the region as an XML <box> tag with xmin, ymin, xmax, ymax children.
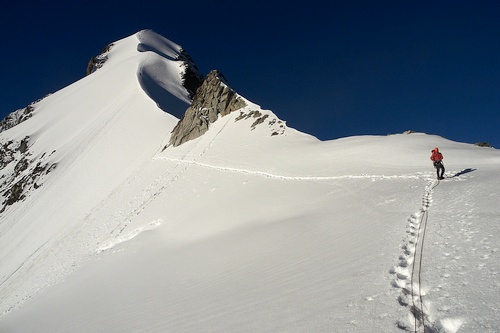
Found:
<box><xmin>135</xmin><ymin>29</ymin><xmax>202</xmax><ymax>117</ymax></box>
<box><xmin>0</xmin><ymin>29</ymin><xmax>201</xmax><ymax>215</ymax></box>
<box><xmin>96</xmin><ymin>29</ymin><xmax>200</xmax><ymax>117</ymax></box>
<box><xmin>0</xmin><ymin>30</ymin><xmax>190</xmax><ymax>316</ymax></box>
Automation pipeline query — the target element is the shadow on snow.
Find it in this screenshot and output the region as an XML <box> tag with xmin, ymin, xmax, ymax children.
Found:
<box><xmin>451</xmin><ymin>168</ymin><xmax>476</xmax><ymax>178</ymax></box>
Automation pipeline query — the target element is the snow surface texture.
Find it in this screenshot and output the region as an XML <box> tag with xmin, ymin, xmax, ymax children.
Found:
<box><xmin>1</xmin><ymin>30</ymin><xmax>500</xmax><ymax>332</ymax></box>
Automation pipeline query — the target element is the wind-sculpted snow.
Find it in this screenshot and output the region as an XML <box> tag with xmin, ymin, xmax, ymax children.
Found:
<box><xmin>86</xmin><ymin>29</ymin><xmax>199</xmax><ymax>118</ymax></box>
<box><xmin>135</xmin><ymin>30</ymin><xmax>198</xmax><ymax>117</ymax></box>
<box><xmin>96</xmin><ymin>219</ymin><xmax>162</xmax><ymax>253</ymax></box>
<box><xmin>137</xmin><ymin>55</ymin><xmax>191</xmax><ymax>118</ymax></box>
<box><xmin>136</xmin><ymin>29</ymin><xmax>183</xmax><ymax>61</ymax></box>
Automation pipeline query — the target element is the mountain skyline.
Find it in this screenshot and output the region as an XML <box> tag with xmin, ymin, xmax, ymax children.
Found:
<box><xmin>1</xmin><ymin>1</ymin><xmax>499</xmax><ymax>148</ymax></box>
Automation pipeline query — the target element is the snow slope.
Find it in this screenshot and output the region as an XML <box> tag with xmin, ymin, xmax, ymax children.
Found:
<box><xmin>0</xmin><ymin>29</ymin><xmax>185</xmax><ymax>316</ymax></box>
<box><xmin>1</xmin><ymin>30</ymin><xmax>500</xmax><ymax>332</ymax></box>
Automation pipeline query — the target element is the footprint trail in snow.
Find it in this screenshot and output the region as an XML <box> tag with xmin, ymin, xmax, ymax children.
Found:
<box><xmin>391</xmin><ymin>180</ymin><xmax>439</xmax><ymax>332</ymax></box>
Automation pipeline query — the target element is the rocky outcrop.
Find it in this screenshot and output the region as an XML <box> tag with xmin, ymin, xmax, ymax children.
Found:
<box><xmin>234</xmin><ymin>110</ymin><xmax>286</xmax><ymax>136</ymax></box>
<box><xmin>0</xmin><ymin>136</ymin><xmax>57</xmax><ymax>214</ymax></box>
<box><xmin>168</xmin><ymin>70</ymin><xmax>246</xmax><ymax>147</ymax></box>
<box><xmin>0</xmin><ymin>105</ymin><xmax>34</xmax><ymax>133</ymax></box>
<box><xmin>86</xmin><ymin>44</ymin><xmax>113</xmax><ymax>75</ymax></box>
<box><xmin>0</xmin><ymin>96</ymin><xmax>47</xmax><ymax>134</ymax></box>
<box><xmin>475</xmin><ymin>142</ymin><xmax>493</xmax><ymax>148</ymax></box>
<box><xmin>177</xmin><ymin>49</ymin><xmax>204</xmax><ymax>99</ymax></box>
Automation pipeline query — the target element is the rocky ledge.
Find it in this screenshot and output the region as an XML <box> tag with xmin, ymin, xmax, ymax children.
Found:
<box><xmin>168</xmin><ymin>70</ymin><xmax>247</xmax><ymax>147</ymax></box>
<box><xmin>86</xmin><ymin>44</ymin><xmax>113</xmax><ymax>75</ymax></box>
<box><xmin>0</xmin><ymin>137</ymin><xmax>57</xmax><ymax>214</ymax></box>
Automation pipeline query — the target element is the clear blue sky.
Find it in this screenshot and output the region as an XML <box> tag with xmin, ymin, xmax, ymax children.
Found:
<box><xmin>1</xmin><ymin>0</ymin><xmax>499</xmax><ymax>147</ymax></box>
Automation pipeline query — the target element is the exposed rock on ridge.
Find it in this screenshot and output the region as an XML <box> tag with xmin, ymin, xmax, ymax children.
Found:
<box><xmin>0</xmin><ymin>96</ymin><xmax>48</xmax><ymax>134</ymax></box>
<box><xmin>177</xmin><ymin>49</ymin><xmax>204</xmax><ymax>99</ymax></box>
<box><xmin>86</xmin><ymin>44</ymin><xmax>113</xmax><ymax>75</ymax></box>
<box><xmin>0</xmin><ymin>105</ymin><xmax>34</xmax><ymax>134</ymax></box>
<box><xmin>86</xmin><ymin>32</ymin><xmax>203</xmax><ymax>99</ymax></box>
<box><xmin>0</xmin><ymin>137</ymin><xmax>57</xmax><ymax>214</ymax></box>
<box><xmin>169</xmin><ymin>70</ymin><xmax>246</xmax><ymax>147</ymax></box>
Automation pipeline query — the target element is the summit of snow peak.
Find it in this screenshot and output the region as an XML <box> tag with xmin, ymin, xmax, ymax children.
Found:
<box><xmin>85</xmin><ymin>30</ymin><xmax>203</xmax><ymax>117</ymax></box>
<box><xmin>134</xmin><ymin>30</ymin><xmax>204</xmax><ymax>116</ymax></box>
<box><xmin>135</xmin><ymin>29</ymin><xmax>185</xmax><ymax>62</ymax></box>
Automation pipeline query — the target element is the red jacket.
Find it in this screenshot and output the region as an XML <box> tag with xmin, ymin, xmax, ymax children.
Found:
<box><xmin>430</xmin><ymin>148</ymin><xmax>443</xmax><ymax>162</ymax></box>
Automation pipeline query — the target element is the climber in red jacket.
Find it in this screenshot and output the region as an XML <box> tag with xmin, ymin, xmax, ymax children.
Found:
<box><xmin>430</xmin><ymin>147</ymin><xmax>445</xmax><ymax>180</ymax></box>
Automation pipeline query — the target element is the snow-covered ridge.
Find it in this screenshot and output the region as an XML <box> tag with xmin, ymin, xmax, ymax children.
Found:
<box><xmin>0</xmin><ymin>30</ymin><xmax>191</xmax><ymax>318</ymax></box>
<box><xmin>86</xmin><ymin>29</ymin><xmax>202</xmax><ymax>118</ymax></box>
<box><xmin>136</xmin><ymin>29</ymin><xmax>184</xmax><ymax>61</ymax></box>
<box><xmin>135</xmin><ymin>29</ymin><xmax>203</xmax><ymax>114</ymax></box>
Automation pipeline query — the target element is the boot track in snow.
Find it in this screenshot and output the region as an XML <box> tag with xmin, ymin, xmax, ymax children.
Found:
<box><xmin>391</xmin><ymin>179</ymin><xmax>444</xmax><ymax>332</ymax></box>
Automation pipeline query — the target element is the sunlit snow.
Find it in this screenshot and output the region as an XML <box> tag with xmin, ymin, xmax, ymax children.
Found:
<box><xmin>1</xmin><ymin>30</ymin><xmax>499</xmax><ymax>333</ymax></box>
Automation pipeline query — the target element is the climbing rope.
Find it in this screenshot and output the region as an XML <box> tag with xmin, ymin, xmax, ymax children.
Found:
<box><xmin>410</xmin><ymin>179</ymin><xmax>440</xmax><ymax>332</ymax></box>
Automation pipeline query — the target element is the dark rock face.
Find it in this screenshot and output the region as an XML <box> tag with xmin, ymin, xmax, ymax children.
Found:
<box><xmin>168</xmin><ymin>70</ymin><xmax>247</xmax><ymax>147</ymax></box>
<box><xmin>86</xmin><ymin>44</ymin><xmax>113</xmax><ymax>75</ymax></box>
<box><xmin>177</xmin><ymin>49</ymin><xmax>204</xmax><ymax>99</ymax></box>
<box><xmin>234</xmin><ymin>110</ymin><xmax>286</xmax><ymax>136</ymax></box>
<box><xmin>0</xmin><ymin>95</ymin><xmax>50</xmax><ymax>134</ymax></box>
<box><xmin>0</xmin><ymin>105</ymin><xmax>34</xmax><ymax>134</ymax></box>
<box><xmin>475</xmin><ymin>142</ymin><xmax>493</xmax><ymax>148</ymax></box>
<box><xmin>0</xmin><ymin>137</ymin><xmax>57</xmax><ymax>214</ymax></box>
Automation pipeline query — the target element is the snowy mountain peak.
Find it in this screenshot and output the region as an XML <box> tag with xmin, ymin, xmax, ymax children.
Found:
<box><xmin>86</xmin><ymin>29</ymin><xmax>203</xmax><ymax>117</ymax></box>
<box><xmin>135</xmin><ymin>29</ymin><xmax>204</xmax><ymax>99</ymax></box>
<box><xmin>135</xmin><ymin>29</ymin><xmax>186</xmax><ymax>62</ymax></box>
